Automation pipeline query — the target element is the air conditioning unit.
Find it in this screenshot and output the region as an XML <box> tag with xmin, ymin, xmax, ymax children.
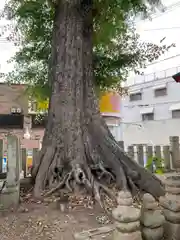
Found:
<box><xmin>16</xmin><ymin>108</ymin><xmax>22</xmax><ymax>113</ymax></box>
<box><xmin>10</xmin><ymin>107</ymin><xmax>22</xmax><ymax>114</ymax></box>
<box><xmin>11</xmin><ymin>107</ymin><xmax>16</xmax><ymax>113</ymax></box>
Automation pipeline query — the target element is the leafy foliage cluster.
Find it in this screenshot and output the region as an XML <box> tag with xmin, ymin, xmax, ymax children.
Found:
<box><xmin>2</xmin><ymin>0</ymin><xmax>174</xmax><ymax>99</ymax></box>
<box><xmin>145</xmin><ymin>156</ymin><xmax>165</xmax><ymax>174</ymax></box>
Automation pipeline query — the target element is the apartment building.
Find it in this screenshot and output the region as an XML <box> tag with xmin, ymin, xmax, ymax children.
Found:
<box><xmin>0</xmin><ymin>83</ymin><xmax>43</xmax><ymax>149</ymax></box>
<box><xmin>121</xmin><ymin>66</ymin><xmax>180</xmax><ymax>146</ymax></box>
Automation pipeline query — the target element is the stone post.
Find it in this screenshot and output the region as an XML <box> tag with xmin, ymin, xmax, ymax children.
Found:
<box><xmin>141</xmin><ymin>194</ymin><xmax>165</xmax><ymax>240</ymax></box>
<box><xmin>118</xmin><ymin>141</ymin><xmax>124</xmax><ymax>150</ymax></box>
<box><xmin>0</xmin><ymin>139</ymin><xmax>3</xmax><ymax>173</ymax></box>
<box><xmin>169</xmin><ymin>136</ymin><xmax>180</xmax><ymax>170</ymax></box>
<box><xmin>137</xmin><ymin>144</ymin><xmax>144</xmax><ymax>166</ymax></box>
<box><xmin>0</xmin><ymin>135</ymin><xmax>20</xmax><ymax>209</ymax></box>
<box><xmin>163</xmin><ymin>145</ymin><xmax>171</xmax><ymax>172</ymax></box>
<box><xmin>21</xmin><ymin>148</ymin><xmax>26</xmax><ymax>177</ymax></box>
<box><xmin>160</xmin><ymin>175</ymin><xmax>180</xmax><ymax>240</ymax></box>
<box><xmin>112</xmin><ymin>191</ymin><xmax>142</xmax><ymax>240</ymax></box>
<box><xmin>127</xmin><ymin>145</ymin><xmax>134</xmax><ymax>159</ymax></box>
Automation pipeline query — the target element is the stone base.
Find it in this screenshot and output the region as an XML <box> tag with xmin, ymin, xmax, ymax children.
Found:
<box><xmin>163</xmin><ymin>221</ymin><xmax>180</xmax><ymax>240</ymax></box>
<box><xmin>142</xmin><ymin>226</ymin><xmax>164</xmax><ymax>240</ymax></box>
<box><xmin>112</xmin><ymin>229</ymin><xmax>142</xmax><ymax>240</ymax></box>
<box><xmin>0</xmin><ymin>186</ymin><xmax>20</xmax><ymax>210</ymax></box>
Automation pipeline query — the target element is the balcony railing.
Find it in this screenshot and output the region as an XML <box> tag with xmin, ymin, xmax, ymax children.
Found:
<box><xmin>129</xmin><ymin>66</ymin><xmax>180</xmax><ymax>85</ymax></box>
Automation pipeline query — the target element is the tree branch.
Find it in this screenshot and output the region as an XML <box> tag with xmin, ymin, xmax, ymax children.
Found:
<box><xmin>47</xmin><ymin>0</ymin><xmax>57</xmax><ymax>8</ymax></box>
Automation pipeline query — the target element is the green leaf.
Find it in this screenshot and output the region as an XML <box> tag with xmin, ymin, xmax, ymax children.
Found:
<box><xmin>3</xmin><ymin>0</ymin><xmax>174</xmax><ymax>99</ymax></box>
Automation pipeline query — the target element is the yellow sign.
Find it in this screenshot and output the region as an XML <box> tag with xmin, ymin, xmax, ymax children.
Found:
<box><xmin>99</xmin><ymin>92</ymin><xmax>120</xmax><ymax>114</ymax></box>
<box><xmin>37</xmin><ymin>100</ymin><xmax>49</xmax><ymax>111</ymax></box>
<box><xmin>27</xmin><ymin>157</ymin><xmax>32</xmax><ymax>167</ymax></box>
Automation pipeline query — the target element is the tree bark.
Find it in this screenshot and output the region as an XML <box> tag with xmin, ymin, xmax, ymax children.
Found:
<box><xmin>33</xmin><ymin>0</ymin><xmax>165</xmax><ymax>202</ymax></box>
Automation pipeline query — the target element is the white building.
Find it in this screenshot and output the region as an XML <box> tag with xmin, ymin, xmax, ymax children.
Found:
<box><xmin>121</xmin><ymin>66</ymin><xmax>180</xmax><ymax>146</ymax></box>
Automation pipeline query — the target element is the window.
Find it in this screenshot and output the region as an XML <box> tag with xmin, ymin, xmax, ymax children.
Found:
<box><xmin>172</xmin><ymin>110</ymin><xmax>180</xmax><ymax>119</ymax></box>
<box><xmin>31</xmin><ymin>114</ymin><xmax>47</xmax><ymax>128</ymax></box>
<box><xmin>169</xmin><ymin>103</ymin><xmax>180</xmax><ymax>118</ymax></box>
<box><xmin>154</xmin><ymin>87</ymin><xmax>167</xmax><ymax>97</ymax></box>
<box><xmin>0</xmin><ymin>114</ymin><xmax>24</xmax><ymax>129</ymax></box>
<box><xmin>142</xmin><ymin>113</ymin><xmax>154</xmax><ymax>121</ymax></box>
<box><xmin>129</xmin><ymin>92</ymin><xmax>142</xmax><ymax>101</ymax></box>
<box><xmin>28</xmin><ymin>100</ymin><xmax>37</xmax><ymax>113</ymax></box>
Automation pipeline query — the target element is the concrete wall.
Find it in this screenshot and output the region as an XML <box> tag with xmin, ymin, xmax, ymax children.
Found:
<box><xmin>121</xmin><ymin>76</ymin><xmax>180</xmax><ymax>146</ymax></box>
<box><xmin>0</xmin><ymin>83</ymin><xmax>28</xmax><ymax>114</ymax></box>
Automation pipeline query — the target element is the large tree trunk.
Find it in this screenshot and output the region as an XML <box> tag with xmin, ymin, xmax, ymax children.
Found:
<box><xmin>33</xmin><ymin>0</ymin><xmax>165</xmax><ymax>202</ymax></box>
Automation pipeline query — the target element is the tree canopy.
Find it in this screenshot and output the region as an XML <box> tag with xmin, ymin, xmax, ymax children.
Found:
<box><xmin>3</xmin><ymin>0</ymin><xmax>173</xmax><ymax>99</ymax></box>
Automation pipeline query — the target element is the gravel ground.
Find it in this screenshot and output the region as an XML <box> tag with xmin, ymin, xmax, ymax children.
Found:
<box><xmin>0</xmin><ymin>200</ymin><xmax>112</xmax><ymax>240</ymax></box>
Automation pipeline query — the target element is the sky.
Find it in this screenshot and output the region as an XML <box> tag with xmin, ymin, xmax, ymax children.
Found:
<box><xmin>0</xmin><ymin>0</ymin><xmax>180</xmax><ymax>84</ymax></box>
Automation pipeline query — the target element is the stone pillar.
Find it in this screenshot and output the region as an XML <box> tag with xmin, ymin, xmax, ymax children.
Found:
<box><xmin>160</xmin><ymin>175</ymin><xmax>180</xmax><ymax>240</ymax></box>
<box><xmin>137</xmin><ymin>144</ymin><xmax>144</xmax><ymax>166</ymax></box>
<box><xmin>21</xmin><ymin>148</ymin><xmax>26</xmax><ymax>177</ymax></box>
<box><xmin>0</xmin><ymin>139</ymin><xmax>3</xmax><ymax>173</ymax></box>
<box><xmin>169</xmin><ymin>136</ymin><xmax>180</xmax><ymax>170</ymax></box>
<box><xmin>141</xmin><ymin>194</ymin><xmax>165</xmax><ymax>240</ymax></box>
<box><xmin>112</xmin><ymin>191</ymin><xmax>142</xmax><ymax>240</ymax></box>
<box><xmin>118</xmin><ymin>141</ymin><xmax>124</xmax><ymax>150</ymax></box>
<box><xmin>0</xmin><ymin>135</ymin><xmax>20</xmax><ymax>209</ymax></box>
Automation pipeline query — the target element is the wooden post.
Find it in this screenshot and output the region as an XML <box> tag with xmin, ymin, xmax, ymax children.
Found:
<box><xmin>137</xmin><ymin>144</ymin><xmax>144</xmax><ymax>166</ymax></box>
<box><xmin>0</xmin><ymin>139</ymin><xmax>3</xmax><ymax>173</ymax></box>
<box><xmin>169</xmin><ymin>136</ymin><xmax>180</xmax><ymax>170</ymax></box>
<box><xmin>146</xmin><ymin>146</ymin><xmax>153</xmax><ymax>172</ymax></box>
<box><xmin>118</xmin><ymin>141</ymin><xmax>124</xmax><ymax>150</ymax></box>
<box><xmin>163</xmin><ymin>145</ymin><xmax>171</xmax><ymax>172</ymax></box>
<box><xmin>21</xmin><ymin>148</ymin><xmax>27</xmax><ymax>177</ymax></box>
<box><xmin>127</xmin><ymin>145</ymin><xmax>134</xmax><ymax>159</ymax></box>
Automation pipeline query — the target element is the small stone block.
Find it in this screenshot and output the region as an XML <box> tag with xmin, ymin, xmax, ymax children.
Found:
<box><xmin>142</xmin><ymin>226</ymin><xmax>163</xmax><ymax>240</ymax></box>
<box><xmin>142</xmin><ymin>201</ymin><xmax>158</xmax><ymax>210</ymax></box>
<box><xmin>160</xmin><ymin>195</ymin><xmax>180</xmax><ymax>212</ymax></box>
<box><xmin>166</xmin><ymin>186</ymin><xmax>180</xmax><ymax>195</ymax></box>
<box><xmin>140</xmin><ymin>210</ymin><xmax>165</xmax><ymax>228</ymax></box>
<box><xmin>112</xmin><ymin>206</ymin><xmax>140</xmax><ymax>223</ymax></box>
<box><xmin>163</xmin><ymin>220</ymin><xmax>180</xmax><ymax>240</ymax></box>
<box><xmin>163</xmin><ymin>209</ymin><xmax>180</xmax><ymax>223</ymax></box>
<box><xmin>117</xmin><ymin>197</ymin><xmax>133</xmax><ymax>206</ymax></box>
<box><xmin>115</xmin><ymin>220</ymin><xmax>140</xmax><ymax>233</ymax></box>
<box><xmin>112</xmin><ymin>229</ymin><xmax>142</xmax><ymax>240</ymax></box>
<box><xmin>118</xmin><ymin>191</ymin><xmax>132</xmax><ymax>199</ymax></box>
<box><xmin>143</xmin><ymin>194</ymin><xmax>156</xmax><ymax>203</ymax></box>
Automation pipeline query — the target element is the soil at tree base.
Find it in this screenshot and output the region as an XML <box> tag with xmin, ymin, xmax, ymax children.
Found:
<box><xmin>0</xmin><ymin>200</ymin><xmax>112</xmax><ymax>240</ymax></box>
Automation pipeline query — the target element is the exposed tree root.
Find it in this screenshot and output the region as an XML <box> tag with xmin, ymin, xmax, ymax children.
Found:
<box><xmin>33</xmin><ymin>120</ymin><xmax>165</xmax><ymax>210</ymax></box>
